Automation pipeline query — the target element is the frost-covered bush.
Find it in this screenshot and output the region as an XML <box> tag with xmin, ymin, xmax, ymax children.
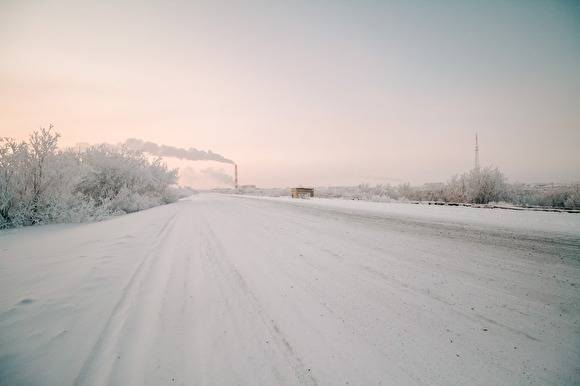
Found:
<box><xmin>0</xmin><ymin>127</ymin><xmax>179</xmax><ymax>229</ymax></box>
<box><xmin>466</xmin><ymin>167</ymin><xmax>507</xmax><ymax>204</ymax></box>
<box><xmin>75</xmin><ymin>145</ymin><xmax>178</xmax><ymax>213</ymax></box>
<box><xmin>506</xmin><ymin>183</ymin><xmax>580</xmax><ymax>208</ymax></box>
<box><xmin>564</xmin><ymin>185</ymin><xmax>580</xmax><ymax>208</ymax></box>
<box><xmin>442</xmin><ymin>167</ymin><xmax>507</xmax><ymax>204</ymax></box>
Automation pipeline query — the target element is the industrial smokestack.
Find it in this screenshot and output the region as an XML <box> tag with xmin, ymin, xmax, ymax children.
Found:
<box><xmin>234</xmin><ymin>164</ymin><xmax>238</xmax><ymax>189</ymax></box>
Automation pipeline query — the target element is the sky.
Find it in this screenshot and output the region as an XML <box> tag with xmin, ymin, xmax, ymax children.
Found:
<box><xmin>1</xmin><ymin>0</ymin><xmax>579</xmax><ymax>188</ymax></box>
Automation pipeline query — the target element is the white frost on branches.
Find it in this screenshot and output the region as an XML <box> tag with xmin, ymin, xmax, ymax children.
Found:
<box><xmin>0</xmin><ymin>127</ymin><xmax>180</xmax><ymax>229</ymax></box>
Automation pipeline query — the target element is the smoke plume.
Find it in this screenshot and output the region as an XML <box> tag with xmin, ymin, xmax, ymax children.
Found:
<box><xmin>201</xmin><ymin>167</ymin><xmax>234</xmax><ymax>185</ymax></box>
<box><xmin>178</xmin><ymin>166</ymin><xmax>234</xmax><ymax>187</ymax></box>
<box><xmin>123</xmin><ymin>138</ymin><xmax>234</xmax><ymax>164</ymax></box>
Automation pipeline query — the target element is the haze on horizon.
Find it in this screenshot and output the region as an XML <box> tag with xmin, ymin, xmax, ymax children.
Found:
<box><xmin>1</xmin><ymin>0</ymin><xmax>579</xmax><ymax>188</ymax></box>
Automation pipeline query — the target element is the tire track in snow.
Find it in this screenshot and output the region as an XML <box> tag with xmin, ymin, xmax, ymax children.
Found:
<box><xmin>73</xmin><ymin>212</ymin><xmax>179</xmax><ymax>386</ymax></box>
<box><xmin>139</xmin><ymin>208</ymin><xmax>196</xmax><ymax>385</ymax></box>
<box><xmin>201</xmin><ymin>214</ymin><xmax>319</xmax><ymax>386</ymax></box>
<box><xmin>209</xmin><ymin>197</ymin><xmax>565</xmax><ymax>384</ymax></box>
<box><xmin>213</xmin><ymin>205</ymin><xmax>427</xmax><ymax>384</ymax></box>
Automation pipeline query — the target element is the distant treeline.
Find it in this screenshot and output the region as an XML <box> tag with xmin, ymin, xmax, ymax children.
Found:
<box><xmin>316</xmin><ymin>176</ymin><xmax>580</xmax><ymax>209</ymax></box>
<box><xmin>235</xmin><ymin>168</ymin><xmax>580</xmax><ymax>210</ymax></box>
<box><xmin>0</xmin><ymin>127</ymin><xmax>189</xmax><ymax>229</ymax></box>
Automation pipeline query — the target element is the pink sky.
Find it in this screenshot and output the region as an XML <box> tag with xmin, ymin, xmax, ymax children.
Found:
<box><xmin>1</xmin><ymin>1</ymin><xmax>579</xmax><ymax>188</ymax></box>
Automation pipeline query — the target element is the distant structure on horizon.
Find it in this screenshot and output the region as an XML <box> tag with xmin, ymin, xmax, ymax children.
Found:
<box><xmin>474</xmin><ymin>132</ymin><xmax>480</xmax><ymax>170</ymax></box>
<box><xmin>291</xmin><ymin>187</ymin><xmax>314</xmax><ymax>199</ymax></box>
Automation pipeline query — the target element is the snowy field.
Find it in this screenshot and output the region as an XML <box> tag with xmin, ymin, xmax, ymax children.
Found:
<box><xmin>0</xmin><ymin>194</ymin><xmax>579</xmax><ymax>385</ymax></box>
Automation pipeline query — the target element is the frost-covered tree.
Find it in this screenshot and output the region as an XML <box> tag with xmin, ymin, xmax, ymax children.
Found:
<box><xmin>0</xmin><ymin>138</ymin><xmax>28</xmax><ymax>227</ymax></box>
<box><xmin>0</xmin><ymin>127</ymin><xmax>181</xmax><ymax>229</ymax></box>
<box><xmin>25</xmin><ymin>126</ymin><xmax>61</xmax><ymax>223</ymax></box>
<box><xmin>467</xmin><ymin>166</ymin><xmax>507</xmax><ymax>204</ymax></box>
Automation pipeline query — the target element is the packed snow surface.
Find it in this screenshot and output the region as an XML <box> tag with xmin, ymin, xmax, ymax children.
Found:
<box><xmin>1</xmin><ymin>194</ymin><xmax>579</xmax><ymax>385</ymax></box>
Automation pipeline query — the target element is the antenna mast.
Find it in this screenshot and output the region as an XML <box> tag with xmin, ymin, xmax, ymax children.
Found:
<box><xmin>474</xmin><ymin>132</ymin><xmax>480</xmax><ymax>170</ymax></box>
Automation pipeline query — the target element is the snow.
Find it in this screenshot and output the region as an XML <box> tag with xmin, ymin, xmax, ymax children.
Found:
<box><xmin>1</xmin><ymin>193</ymin><xmax>579</xmax><ymax>385</ymax></box>
<box><xmin>243</xmin><ymin>195</ymin><xmax>580</xmax><ymax>236</ymax></box>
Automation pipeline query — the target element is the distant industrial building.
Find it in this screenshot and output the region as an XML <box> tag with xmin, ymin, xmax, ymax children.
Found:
<box><xmin>291</xmin><ymin>187</ymin><xmax>314</xmax><ymax>198</ymax></box>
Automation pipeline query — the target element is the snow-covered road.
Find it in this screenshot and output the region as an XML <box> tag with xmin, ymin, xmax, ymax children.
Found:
<box><xmin>1</xmin><ymin>194</ymin><xmax>579</xmax><ymax>385</ymax></box>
